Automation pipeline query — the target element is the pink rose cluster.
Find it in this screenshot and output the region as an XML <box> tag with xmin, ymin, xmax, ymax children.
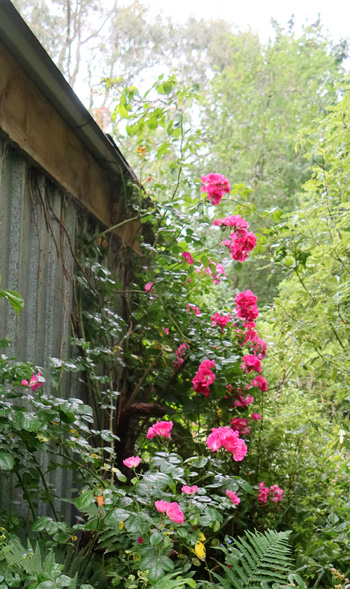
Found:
<box><xmin>192</xmin><ymin>359</ymin><xmax>215</xmax><ymax>397</ymax></box>
<box><xmin>147</xmin><ymin>421</ymin><xmax>173</xmax><ymax>439</ymax></box>
<box><xmin>211</xmin><ymin>312</ymin><xmax>232</xmax><ymax>332</ymax></box>
<box><xmin>235</xmin><ymin>290</ymin><xmax>259</xmax><ymax>322</ymax></box>
<box><xmin>213</xmin><ymin>214</ymin><xmax>248</xmax><ymax>230</ymax></box>
<box><xmin>258</xmin><ymin>481</ymin><xmax>283</xmax><ymax>504</ymax></box>
<box><xmin>235</xmin><ymin>290</ymin><xmax>268</xmax><ymax>385</ymax></box>
<box><xmin>155</xmin><ymin>500</ymin><xmax>184</xmax><ymax>523</ymax></box>
<box><xmin>215</xmin><ymin>214</ymin><xmax>256</xmax><ymax>262</ymax></box>
<box><xmin>206</xmin><ymin>426</ymin><xmax>247</xmax><ymax>461</ymax></box>
<box><xmin>201</xmin><ymin>173</ymin><xmax>231</xmax><ymax>205</ymax></box>
<box><xmin>174</xmin><ymin>343</ymin><xmax>188</xmax><ymax>369</ymax></box>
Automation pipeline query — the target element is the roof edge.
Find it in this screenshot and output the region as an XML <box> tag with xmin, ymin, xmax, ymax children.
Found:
<box><xmin>0</xmin><ymin>0</ymin><xmax>138</xmax><ymax>185</ymax></box>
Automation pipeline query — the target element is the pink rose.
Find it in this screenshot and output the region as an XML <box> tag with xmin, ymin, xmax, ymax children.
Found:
<box><xmin>145</xmin><ymin>282</ymin><xmax>154</xmax><ymax>292</ymax></box>
<box><xmin>251</xmin><ymin>375</ymin><xmax>268</xmax><ymax>392</ymax></box>
<box><xmin>230</xmin><ymin>417</ymin><xmax>250</xmax><ymax>436</ymax></box>
<box><xmin>21</xmin><ymin>371</ymin><xmax>45</xmax><ymax>392</ymax></box>
<box><xmin>235</xmin><ymin>290</ymin><xmax>259</xmax><ymax>321</ymax></box>
<box><xmin>251</xmin><ymin>413</ymin><xmax>262</xmax><ymax>420</ymax></box>
<box><xmin>226</xmin><ymin>489</ymin><xmax>240</xmax><ymax>505</ymax></box>
<box><xmin>241</xmin><ymin>355</ymin><xmax>262</xmax><ymax>374</ymax></box>
<box><xmin>258</xmin><ymin>481</ymin><xmax>269</xmax><ymax>504</ymax></box>
<box><xmin>155</xmin><ymin>500</ymin><xmax>184</xmax><ymax>523</ymax></box>
<box><xmin>206</xmin><ymin>426</ymin><xmax>247</xmax><ymax>461</ymax></box>
<box><xmin>147</xmin><ymin>421</ymin><xmax>173</xmax><ymax>439</ymax></box>
<box><xmin>155</xmin><ymin>500</ymin><xmax>169</xmax><ymax>513</ymax></box>
<box><xmin>211</xmin><ymin>312</ymin><xmax>232</xmax><ymax>331</ymax></box>
<box><xmin>201</xmin><ymin>173</ymin><xmax>231</xmax><ymax>205</ymax></box>
<box><xmin>186</xmin><ymin>304</ymin><xmax>201</xmax><ymax>316</ymax></box>
<box><xmin>181</xmin><ymin>485</ymin><xmax>198</xmax><ymax>495</ymax></box>
<box><xmin>166</xmin><ymin>502</ymin><xmax>185</xmax><ymax>523</ymax></box>
<box><xmin>234</xmin><ymin>394</ymin><xmax>254</xmax><ymax>407</ymax></box>
<box><xmin>182</xmin><ymin>251</ymin><xmax>194</xmax><ymax>265</ymax></box>
<box><xmin>192</xmin><ymin>359</ymin><xmax>215</xmax><ymax>397</ymax></box>
<box><xmin>123</xmin><ymin>456</ymin><xmax>141</xmax><ymax>468</ymax></box>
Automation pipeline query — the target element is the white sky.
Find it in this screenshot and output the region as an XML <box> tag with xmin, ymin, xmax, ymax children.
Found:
<box><xmin>119</xmin><ymin>0</ymin><xmax>349</xmax><ymax>43</ymax></box>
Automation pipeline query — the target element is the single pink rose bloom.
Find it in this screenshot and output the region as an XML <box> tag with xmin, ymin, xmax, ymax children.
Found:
<box><xmin>123</xmin><ymin>456</ymin><xmax>141</xmax><ymax>468</ymax></box>
<box><xmin>155</xmin><ymin>500</ymin><xmax>169</xmax><ymax>513</ymax></box>
<box><xmin>145</xmin><ymin>282</ymin><xmax>154</xmax><ymax>292</ymax></box>
<box><xmin>251</xmin><ymin>413</ymin><xmax>262</xmax><ymax>420</ymax></box>
<box><xmin>147</xmin><ymin>420</ymin><xmax>173</xmax><ymax>439</ymax></box>
<box><xmin>182</xmin><ymin>251</ymin><xmax>194</xmax><ymax>265</ymax></box>
<box><xmin>21</xmin><ymin>371</ymin><xmax>45</xmax><ymax>392</ymax></box>
<box><xmin>226</xmin><ymin>489</ymin><xmax>240</xmax><ymax>505</ymax></box>
<box><xmin>181</xmin><ymin>485</ymin><xmax>198</xmax><ymax>495</ymax></box>
<box><xmin>166</xmin><ymin>502</ymin><xmax>185</xmax><ymax>523</ymax></box>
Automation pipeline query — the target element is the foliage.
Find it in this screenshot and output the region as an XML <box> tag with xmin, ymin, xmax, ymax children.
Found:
<box><xmin>255</xmin><ymin>82</ymin><xmax>350</xmax><ymax>584</ymax></box>
<box><xmin>3</xmin><ymin>4</ymin><xmax>350</xmax><ymax>583</ymax></box>
<box><xmin>211</xmin><ymin>529</ymin><xmax>292</xmax><ymax>589</ymax></box>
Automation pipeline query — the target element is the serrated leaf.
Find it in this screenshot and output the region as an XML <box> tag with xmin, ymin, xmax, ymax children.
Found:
<box><xmin>76</xmin><ymin>491</ymin><xmax>95</xmax><ymax>509</ymax></box>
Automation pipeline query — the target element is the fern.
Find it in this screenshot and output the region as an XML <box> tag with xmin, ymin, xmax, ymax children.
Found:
<box><xmin>1</xmin><ymin>538</ymin><xmax>79</xmax><ymax>588</ymax></box>
<box><xmin>211</xmin><ymin>529</ymin><xmax>293</xmax><ymax>589</ymax></box>
<box><xmin>152</xmin><ymin>571</ymin><xmax>196</xmax><ymax>589</ymax></box>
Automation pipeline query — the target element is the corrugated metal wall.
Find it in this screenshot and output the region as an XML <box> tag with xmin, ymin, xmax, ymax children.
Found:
<box><xmin>0</xmin><ymin>132</ymin><xmax>127</xmax><ymax>521</ymax></box>
<box><xmin>0</xmin><ymin>133</ymin><xmax>81</xmax><ymax>520</ymax></box>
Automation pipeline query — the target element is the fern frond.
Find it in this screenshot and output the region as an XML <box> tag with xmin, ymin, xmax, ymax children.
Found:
<box><xmin>152</xmin><ymin>572</ymin><xmax>196</xmax><ymax>589</ymax></box>
<box><xmin>214</xmin><ymin>529</ymin><xmax>293</xmax><ymax>589</ymax></box>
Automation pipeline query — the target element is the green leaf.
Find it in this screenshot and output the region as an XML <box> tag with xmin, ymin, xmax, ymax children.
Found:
<box><xmin>0</xmin><ymin>289</ymin><xmax>24</xmax><ymax>314</ymax></box>
<box><xmin>56</xmin><ymin>576</ymin><xmax>73</xmax><ymax>587</ymax></box>
<box><xmin>76</xmin><ymin>491</ymin><xmax>95</xmax><ymax>509</ymax></box>
<box><xmin>12</xmin><ymin>411</ymin><xmax>40</xmax><ymax>432</ymax></box>
<box><xmin>0</xmin><ymin>452</ymin><xmax>14</xmax><ymax>470</ymax></box>
<box><xmin>150</xmin><ymin>530</ymin><xmax>163</xmax><ymax>545</ymax></box>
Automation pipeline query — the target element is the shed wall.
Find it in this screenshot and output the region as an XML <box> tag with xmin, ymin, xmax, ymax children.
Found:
<box><xmin>0</xmin><ymin>134</ymin><xmax>135</xmax><ymax>521</ymax></box>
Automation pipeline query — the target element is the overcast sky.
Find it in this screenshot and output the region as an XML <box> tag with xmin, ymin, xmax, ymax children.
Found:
<box><xmin>119</xmin><ymin>0</ymin><xmax>349</xmax><ymax>44</ymax></box>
